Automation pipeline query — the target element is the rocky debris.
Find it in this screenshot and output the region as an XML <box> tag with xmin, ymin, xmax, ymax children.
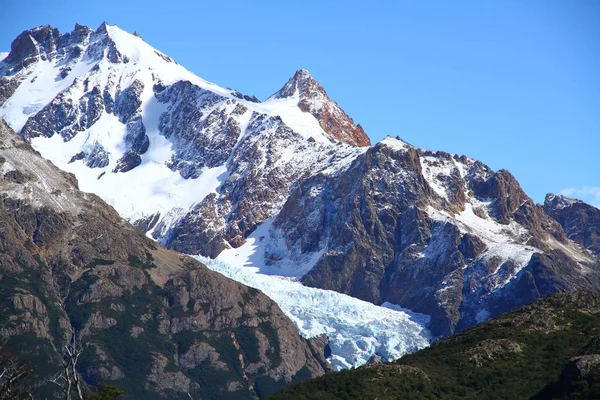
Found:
<box><xmin>545</xmin><ymin>193</ymin><xmax>600</xmax><ymax>258</ymax></box>
<box><xmin>269</xmin><ymin>69</ymin><xmax>371</xmax><ymax>147</ymax></box>
<box><xmin>563</xmin><ymin>354</ymin><xmax>600</xmax><ymax>380</ymax></box>
<box><xmin>366</xmin><ymin>354</ymin><xmax>383</xmax><ymax>365</ymax></box>
<box><xmin>0</xmin><ymin>121</ymin><xmax>327</xmax><ymax>398</ymax></box>
<box><xmin>468</xmin><ymin>339</ymin><xmax>523</xmax><ymax>367</ymax></box>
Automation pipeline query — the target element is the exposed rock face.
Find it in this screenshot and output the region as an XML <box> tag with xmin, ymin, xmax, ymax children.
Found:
<box><xmin>544</xmin><ymin>193</ymin><xmax>600</xmax><ymax>258</ymax></box>
<box><xmin>159</xmin><ymin>112</ymin><xmax>362</xmax><ymax>257</ymax></box>
<box><xmin>263</xmin><ymin>138</ymin><xmax>600</xmax><ymax>336</ymax></box>
<box><xmin>268</xmin><ymin>69</ymin><xmax>371</xmax><ymax>147</ymax></box>
<box><xmin>0</xmin><ymin>120</ymin><xmax>326</xmax><ymax>398</ymax></box>
<box><xmin>468</xmin><ymin>339</ymin><xmax>523</xmax><ymax>367</ymax></box>
<box><xmin>562</xmin><ymin>355</ymin><xmax>600</xmax><ymax>380</ymax></box>
<box><xmin>4</xmin><ymin>25</ymin><xmax>61</xmax><ymax>67</ymax></box>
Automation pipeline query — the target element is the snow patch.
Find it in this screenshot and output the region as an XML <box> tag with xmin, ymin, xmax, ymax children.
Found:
<box><xmin>260</xmin><ymin>94</ymin><xmax>332</xmax><ymax>144</ymax></box>
<box><xmin>31</xmin><ymin>118</ymin><xmax>228</xmax><ymax>223</ymax></box>
<box><xmin>0</xmin><ymin>57</ymin><xmax>97</xmax><ymax>131</ymax></box>
<box><xmin>1</xmin><ymin>161</ymin><xmax>16</xmax><ymax>175</ymax></box>
<box><xmin>218</xmin><ymin>219</ymin><xmax>324</xmax><ymax>278</ymax></box>
<box><xmin>380</xmin><ymin>136</ymin><xmax>411</xmax><ymax>152</ymax></box>
<box><xmin>427</xmin><ymin>200</ymin><xmax>539</xmax><ymax>290</ymax></box>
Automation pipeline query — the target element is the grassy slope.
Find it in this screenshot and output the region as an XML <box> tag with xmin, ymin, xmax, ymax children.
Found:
<box><xmin>269</xmin><ymin>291</ymin><xmax>600</xmax><ymax>400</ymax></box>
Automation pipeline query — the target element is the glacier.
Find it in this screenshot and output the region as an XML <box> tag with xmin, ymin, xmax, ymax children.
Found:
<box><xmin>195</xmin><ymin>255</ymin><xmax>431</xmax><ymax>370</ymax></box>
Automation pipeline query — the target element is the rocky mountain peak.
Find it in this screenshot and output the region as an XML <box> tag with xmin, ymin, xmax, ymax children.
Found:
<box><xmin>544</xmin><ymin>193</ymin><xmax>583</xmax><ymax>210</ymax></box>
<box><xmin>271</xmin><ymin>68</ymin><xmax>321</xmax><ymax>100</ymax></box>
<box><xmin>4</xmin><ymin>24</ymin><xmax>61</xmax><ymax>66</ymax></box>
<box><xmin>268</xmin><ymin>69</ymin><xmax>371</xmax><ymax>147</ymax></box>
<box><xmin>544</xmin><ymin>193</ymin><xmax>600</xmax><ymax>258</ymax></box>
<box><xmin>96</xmin><ymin>21</ymin><xmax>110</xmax><ymax>34</ymax></box>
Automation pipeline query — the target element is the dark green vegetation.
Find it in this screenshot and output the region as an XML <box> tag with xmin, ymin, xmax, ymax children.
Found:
<box><xmin>270</xmin><ymin>291</ymin><xmax>600</xmax><ymax>400</ymax></box>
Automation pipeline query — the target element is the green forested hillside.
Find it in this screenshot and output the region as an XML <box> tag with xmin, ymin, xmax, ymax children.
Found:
<box><xmin>270</xmin><ymin>291</ymin><xmax>600</xmax><ymax>400</ymax></box>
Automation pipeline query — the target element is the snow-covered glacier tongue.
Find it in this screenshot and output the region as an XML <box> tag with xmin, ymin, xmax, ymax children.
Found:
<box><xmin>195</xmin><ymin>256</ymin><xmax>431</xmax><ymax>370</ymax></box>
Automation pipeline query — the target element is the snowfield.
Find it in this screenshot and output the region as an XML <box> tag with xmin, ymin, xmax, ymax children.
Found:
<box><xmin>195</xmin><ymin>256</ymin><xmax>431</xmax><ymax>370</ymax></box>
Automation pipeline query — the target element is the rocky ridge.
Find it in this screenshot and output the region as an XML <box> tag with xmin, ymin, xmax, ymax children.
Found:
<box><xmin>266</xmin><ymin>69</ymin><xmax>370</xmax><ymax>147</ymax></box>
<box><xmin>225</xmin><ymin>136</ymin><xmax>599</xmax><ymax>336</ymax></box>
<box><xmin>544</xmin><ymin>193</ymin><xmax>600</xmax><ymax>258</ymax></box>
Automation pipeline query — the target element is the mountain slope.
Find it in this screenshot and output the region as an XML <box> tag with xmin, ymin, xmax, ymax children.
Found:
<box><xmin>545</xmin><ymin>193</ymin><xmax>600</xmax><ymax>258</ymax></box>
<box><xmin>223</xmin><ymin>137</ymin><xmax>600</xmax><ymax>336</ymax></box>
<box><xmin>0</xmin><ymin>120</ymin><xmax>327</xmax><ymax>399</ymax></box>
<box><xmin>269</xmin><ymin>291</ymin><xmax>600</xmax><ymax>400</ymax></box>
<box><xmin>266</xmin><ymin>69</ymin><xmax>370</xmax><ymax>147</ymax></box>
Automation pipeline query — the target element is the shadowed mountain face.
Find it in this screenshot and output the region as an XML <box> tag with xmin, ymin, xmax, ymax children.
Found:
<box><xmin>269</xmin><ymin>291</ymin><xmax>600</xmax><ymax>400</ymax></box>
<box><xmin>1</xmin><ymin>23</ymin><xmax>599</xmax><ymax>347</ymax></box>
<box><xmin>0</xmin><ymin>120</ymin><xmax>327</xmax><ymax>399</ymax></box>
<box><xmin>544</xmin><ymin>193</ymin><xmax>600</xmax><ymax>258</ymax></box>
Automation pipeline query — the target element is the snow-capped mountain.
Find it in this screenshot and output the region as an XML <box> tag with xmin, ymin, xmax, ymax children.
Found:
<box><xmin>1</xmin><ymin>21</ymin><xmax>599</xmax><ymax>361</ymax></box>
<box><xmin>0</xmin><ymin>22</ymin><xmax>367</xmax><ymax>259</ymax></box>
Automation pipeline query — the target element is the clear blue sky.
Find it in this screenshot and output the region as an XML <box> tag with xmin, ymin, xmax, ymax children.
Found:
<box><xmin>1</xmin><ymin>0</ymin><xmax>599</xmax><ymax>206</ymax></box>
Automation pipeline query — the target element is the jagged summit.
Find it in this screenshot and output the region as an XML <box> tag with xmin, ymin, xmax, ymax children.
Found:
<box><xmin>544</xmin><ymin>193</ymin><xmax>600</xmax><ymax>258</ymax></box>
<box><xmin>267</xmin><ymin>68</ymin><xmax>371</xmax><ymax>147</ymax></box>
<box><xmin>269</xmin><ymin>68</ymin><xmax>318</xmax><ymax>100</ymax></box>
<box><xmin>544</xmin><ymin>193</ymin><xmax>584</xmax><ymax>209</ymax></box>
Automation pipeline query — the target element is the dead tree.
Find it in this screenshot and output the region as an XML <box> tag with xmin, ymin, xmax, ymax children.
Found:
<box><xmin>49</xmin><ymin>332</ymin><xmax>84</xmax><ymax>400</ymax></box>
<box><xmin>0</xmin><ymin>347</ymin><xmax>34</xmax><ymax>399</ymax></box>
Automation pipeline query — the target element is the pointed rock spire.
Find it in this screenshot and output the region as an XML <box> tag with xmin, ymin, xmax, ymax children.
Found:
<box><xmin>4</xmin><ymin>25</ymin><xmax>60</xmax><ymax>65</ymax></box>
<box><xmin>96</xmin><ymin>21</ymin><xmax>110</xmax><ymax>34</ymax></box>
<box><xmin>270</xmin><ymin>69</ymin><xmax>371</xmax><ymax>147</ymax></box>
